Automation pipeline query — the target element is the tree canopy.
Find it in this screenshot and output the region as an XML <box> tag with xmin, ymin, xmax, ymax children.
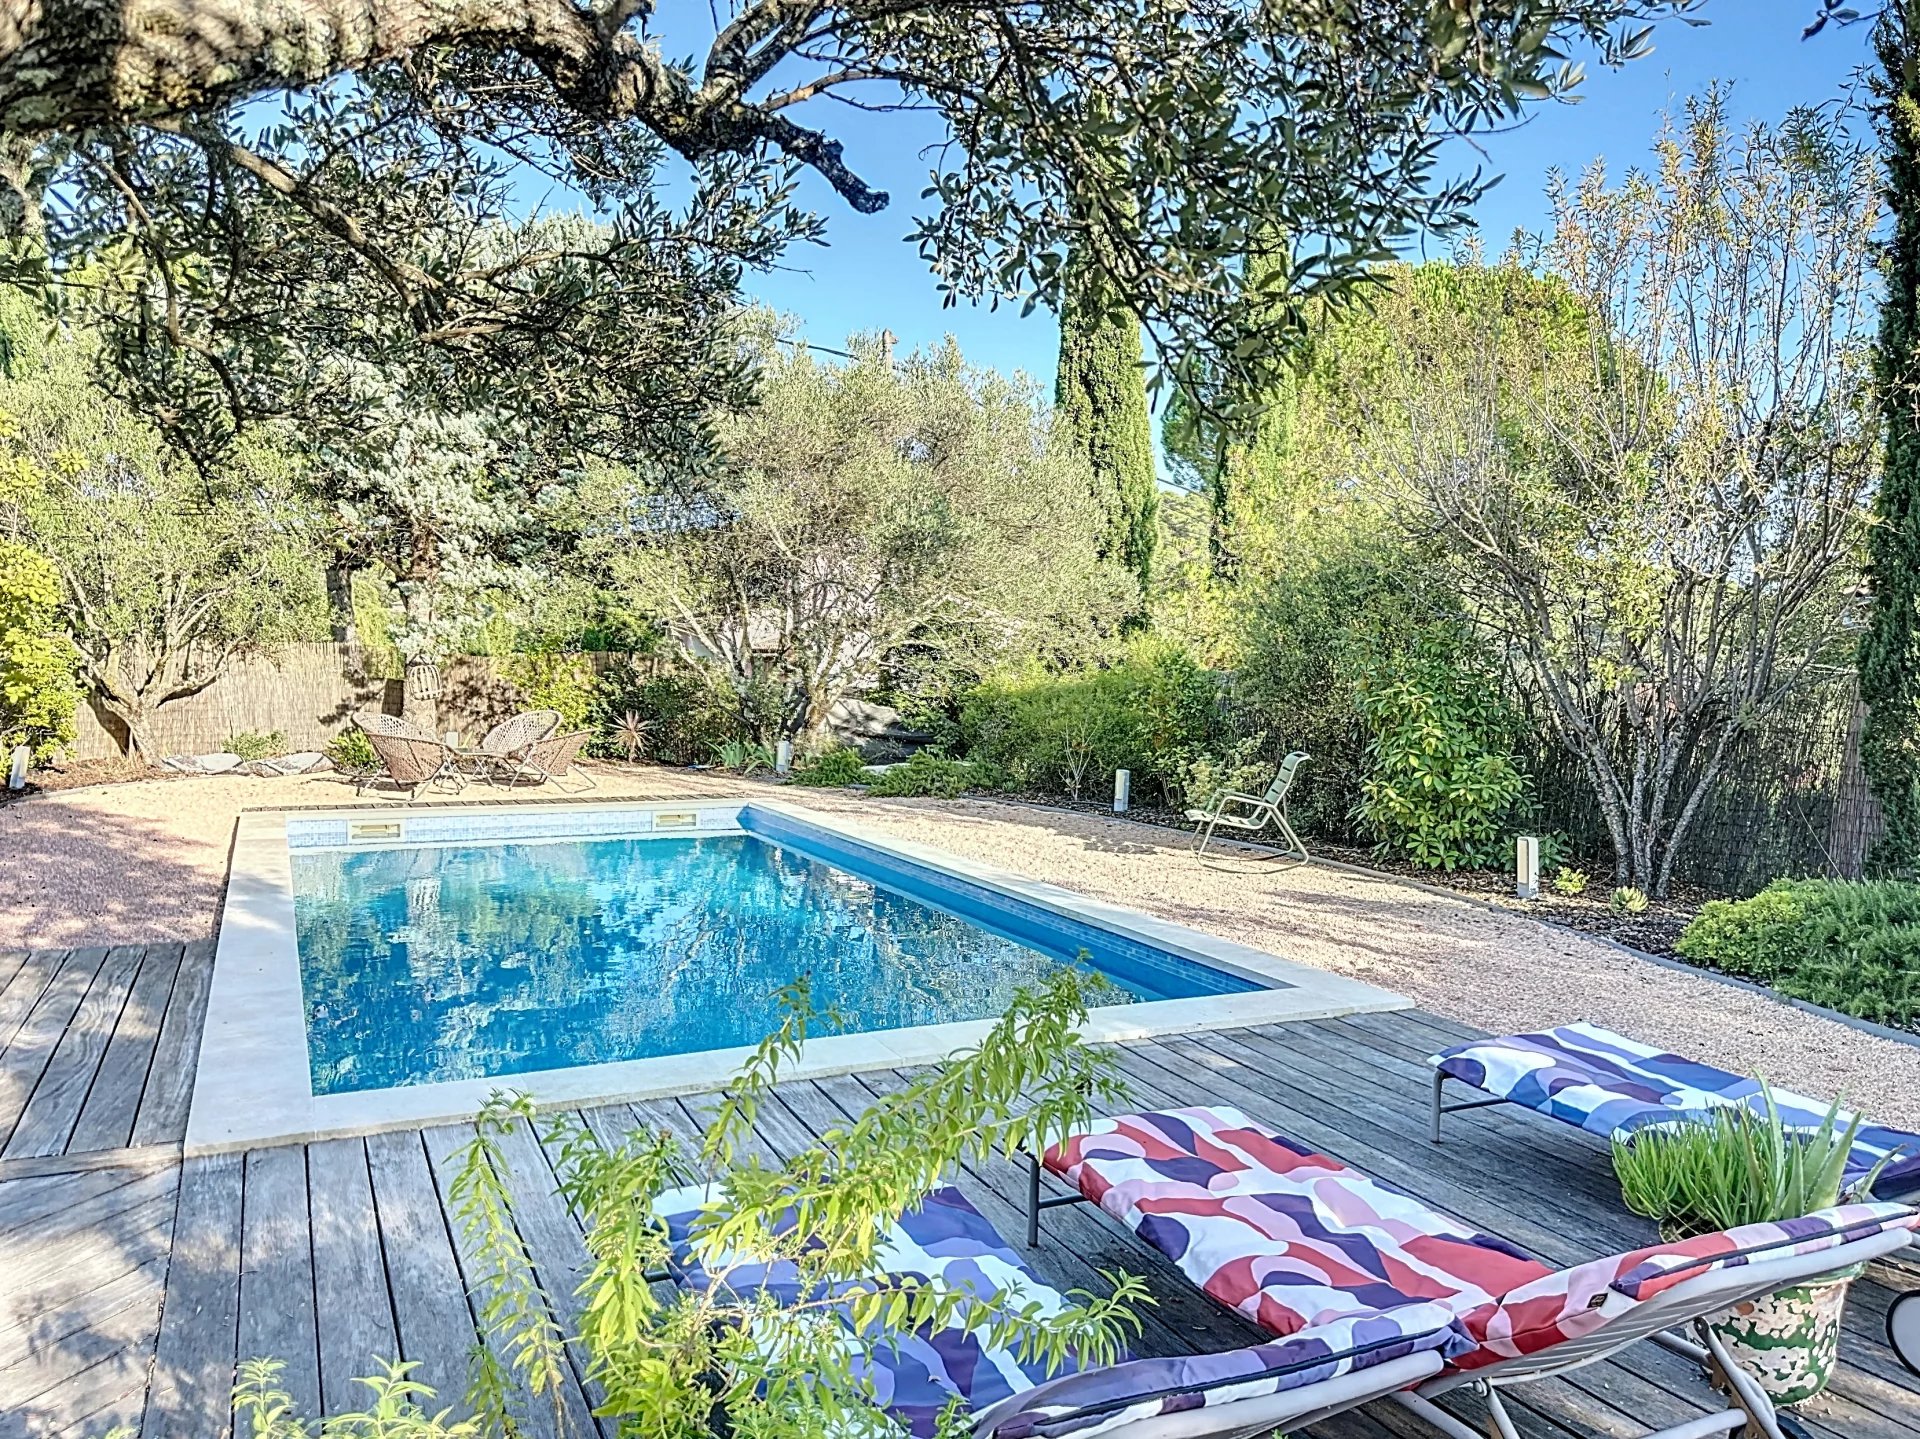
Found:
<box><xmin>0</xmin><ymin>0</ymin><xmax>1697</xmax><ymax>430</ymax></box>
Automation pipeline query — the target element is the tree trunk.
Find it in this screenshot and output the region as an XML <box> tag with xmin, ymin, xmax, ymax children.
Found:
<box><xmin>399</xmin><ymin>584</ymin><xmax>440</xmax><ymax>734</ymax></box>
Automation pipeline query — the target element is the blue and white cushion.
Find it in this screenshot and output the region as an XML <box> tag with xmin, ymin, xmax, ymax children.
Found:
<box><xmin>1431</xmin><ymin>1022</ymin><xmax>1920</xmax><ymax>1198</ymax></box>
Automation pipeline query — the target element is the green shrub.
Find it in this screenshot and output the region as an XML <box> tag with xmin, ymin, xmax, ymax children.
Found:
<box><xmin>1352</xmin><ymin>639</ymin><xmax>1526</xmax><ymax>870</ymax></box>
<box><xmin>1610</xmin><ymin>885</ymin><xmax>1649</xmax><ymax>915</ymax></box>
<box><xmin>226</xmin><ymin>729</ymin><xmax>287</xmax><ymax>761</ymax></box>
<box><xmin>713</xmin><ymin>739</ymin><xmax>778</xmax><ymax>774</ymax></box>
<box><xmin>867</xmin><ymin>750</ymin><xmax>1002</xmax><ymax>799</ymax></box>
<box><xmin>588</xmin><ymin>665</ymin><xmax>745</xmax><ymax>765</ymax></box>
<box><xmin>1675</xmin><ymin>878</ymin><xmax>1920</xmax><ymax>1028</ymax></box>
<box><xmin>1551</xmin><ymin>866</ymin><xmax>1589</xmax><ymax>897</ymax></box>
<box><xmin>788</xmin><ymin>745</ymin><xmax>871</xmax><ymax>787</ymax></box>
<box><xmin>0</xmin><ymin>540</ymin><xmax>79</xmax><ymax>761</ymax></box>
<box><xmin>324</xmin><ymin>729</ymin><xmax>378</xmax><ymax>773</ymax></box>
<box><xmin>501</xmin><ymin>651</ymin><xmax>598</xmax><ymax>729</ymax></box>
<box><xmin>960</xmin><ymin>639</ymin><xmax>1223</xmax><ymax>803</ymax></box>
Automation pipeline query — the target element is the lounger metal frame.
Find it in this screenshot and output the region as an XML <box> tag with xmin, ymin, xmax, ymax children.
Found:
<box><xmin>1023</xmin><ymin>1154</ymin><xmax>1913</xmax><ymax>1439</ymax></box>
<box><xmin>1185</xmin><ymin>751</ymin><xmax>1309</xmax><ymax>864</ymax></box>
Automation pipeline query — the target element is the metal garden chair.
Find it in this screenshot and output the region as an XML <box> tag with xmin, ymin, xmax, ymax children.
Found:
<box><xmin>1184</xmin><ymin>751</ymin><xmax>1309</xmax><ymax>861</ymax></box>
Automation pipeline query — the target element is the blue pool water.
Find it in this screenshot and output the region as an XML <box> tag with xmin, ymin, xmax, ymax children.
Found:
<box><xmin>288</xmin><ymin>820</ymin><xmax>1261</xmax><ymax>1094</ymax></box>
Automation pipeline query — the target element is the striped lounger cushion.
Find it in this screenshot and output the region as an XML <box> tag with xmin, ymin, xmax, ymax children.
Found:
<box><xmin>1042</xmin><ymin>1106</ymin><xmax>1920</xmax><ymax>1370</ymax></box>
<box><xmin>658</xmin><ymin>1180</ymin><xmax>1466</xmax><ymax>1438</ymax></box>
<box><xmin>1431</xmin><ymin>1021</ymin><xmax>1920</xmax><ymax>1197</ymax></box>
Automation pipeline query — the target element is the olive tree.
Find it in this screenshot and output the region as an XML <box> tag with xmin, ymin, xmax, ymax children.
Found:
<box><xmin>608</xmin><ymin>332</ymin><xmax>1131</xmax><ymax>738</ymax></box>
<box><xmin>0</xmin><ymin>2</ymin><xmax>1697</xmax><ymax>436</ymax></box>
<box><xmin>1377</xmin><ymin>96</ymin><xmax>1879</xmax><ymax>896</ymax></box>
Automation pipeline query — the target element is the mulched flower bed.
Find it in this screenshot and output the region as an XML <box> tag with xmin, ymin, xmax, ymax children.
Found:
<box><xmin>0</xmin><ymin>757</ymin><xmax>185</xmax><ymax>808</ymax></box>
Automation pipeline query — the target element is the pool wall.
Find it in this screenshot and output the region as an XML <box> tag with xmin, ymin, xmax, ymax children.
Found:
<box><xmin>190</xmin><ymin>796</ymin><xmax>1407</xmax><ymax>1154</ymax></box>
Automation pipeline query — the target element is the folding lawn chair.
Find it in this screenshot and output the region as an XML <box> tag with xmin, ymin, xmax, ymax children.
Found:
<box><xmin>1183</xmin><ymin>751</ymin><xmax>1308</xmax><ymax>862</ymax></box>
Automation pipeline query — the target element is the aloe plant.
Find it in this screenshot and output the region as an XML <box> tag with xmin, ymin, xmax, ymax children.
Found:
<box><xmin>1612</xmin><ymin>1086</ymin><xmax>1890</xmax><ymax>1238</ymax></box>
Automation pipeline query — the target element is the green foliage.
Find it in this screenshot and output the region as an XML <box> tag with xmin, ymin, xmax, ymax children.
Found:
<box><xmin>788</xmin><ymin>746</ymin><xmax>871</xmax><ymax>787</ymax></box>
<box><xmin>225</xmin><ymin>730</ymin><xmax>287</xmax><ymax>762</ymax></box>
<box><xmin>325</xmin><ymin>729</ymin><xmax>379</xmax><ymax>774</ymax></box>
<box><xmin>1863</xmin><ymin>2</ymin><xmax>1920</xmax><ymax>875</ymax></box>
<box><xmin>960</xmin><ymin>640</ymin><xmax>1223</xmax><ymax>804</ymax></box>
<box><xmin>589</xmin><ymin>666</ymin><xmax>751</xmax><ymax>766</ymax></box>
<box><xmin>1056</xmin><ymin>232</ymin><xmax>1156</xmax><ymax>597</ymax></box>
<box><xmin>222</xmin><ymin>974</ymin><xmax>1138</xmax><ymax>1439</ymax></box>
<box><xmin>866</xmin><ymin>751</ymin><xmax>1003</xmax><ymax>799</ymax></box>
<box><xmin>501</xmin><ymin>652</ymin><xmax>598</xmax><ymax>731</ymax></box>
<box><xmin>1611</xmin><ymin>1088</ymin><xmax>1887</xmax><ymax>1237</ymax></box>
<box><xmin>0</xmin><ymin>539</ymin><xmax>78</xmax><ymax>761</ymax></box>
<box><xmin>1352</xmin><ymin>638</ymin><xmax>1526</xmax><ymax>870</ymax></box>
<box><xmin>605</xmin><ymin>331</ymin><xmax>1129</xmax><ymax>738</ymax></box>
<box><xmin>714</xmin><ymin>739</ymin><xmax>779</xmax><ymax>775</ymax></box>
<box><xmin>1552</xmin><ymin>867</ymin><xmax>1589</xmax><ymax>897</ymax></box>
<box><xmin>1609</xmin><ymin>885</ymin><xmax>1650</xmax><ymax>916</ymax></box>
<box><xmin>1675</xmin><ymin>879</ymin><xmax>1920</xmax><ymax>1028</ymax></box>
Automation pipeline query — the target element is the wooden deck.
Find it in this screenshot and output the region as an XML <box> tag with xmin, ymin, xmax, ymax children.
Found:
<box><xmin>2</xmin><ymin>959</ymin><xmax>1917</xmax><ymax>1438</ymax></box>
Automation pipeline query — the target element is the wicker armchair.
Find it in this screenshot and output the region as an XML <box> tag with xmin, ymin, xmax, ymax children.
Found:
<box><xmin>505</xmin><ymin>729</ymin><xmax>597</xmax><ymax>792</ymax></box>
<box><xmin>351</xmin><ymin>713</ymin><xmax>464</xmax><ymax>799</ymax></box>
<box><xmin>466</xmin><ymin>709</ymin><xmax>563</xmax><ymax>783</ymax></box>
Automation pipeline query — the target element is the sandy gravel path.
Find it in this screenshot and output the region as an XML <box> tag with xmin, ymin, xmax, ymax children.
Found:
<box><xmin>5</xmin><ymin>770</ymin><xmax>1918</xmax><ymax>1127</ymax></box>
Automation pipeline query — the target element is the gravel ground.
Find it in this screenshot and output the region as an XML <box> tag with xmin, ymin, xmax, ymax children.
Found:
<box><xmin>6</xmin><ymin>768</ymin><xmax>1919</xmax><ymax>1128</ymax></box>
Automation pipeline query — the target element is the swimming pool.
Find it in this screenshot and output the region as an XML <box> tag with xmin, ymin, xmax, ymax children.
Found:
<box><xmin>189</xmin><ymin>798</ymin><xmax>1405</xmax><ymax>1153</ymax></box>
<box><xmin>291</xmin><ymin>820</ymin><xmax>1254</xmax><ymax>1094</ymax></box>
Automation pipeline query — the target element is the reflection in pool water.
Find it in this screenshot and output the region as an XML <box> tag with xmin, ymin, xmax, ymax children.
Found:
<box><xmin>291</xmin><ymin>833</ymin><xmax>1149</xmax><ymax>1093</ymax></box>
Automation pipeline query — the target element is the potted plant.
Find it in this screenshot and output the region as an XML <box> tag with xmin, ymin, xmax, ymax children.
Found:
<box><xmin>1611</xmin><ymin>1088</ymin><xmax>1890</xmax><ymax>1405</ymax></box>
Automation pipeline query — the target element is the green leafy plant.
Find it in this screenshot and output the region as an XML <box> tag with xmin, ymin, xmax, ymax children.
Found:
<box><xmin>866</xmin><ymin>750</ymin><xmax>1001</xmax><ymax>799</ymax></box>
<box><xmin>501</xmin><ymin>651</ymin><xmax>598</xmax><ymax>730</ymax></box>
<box><xmin>324</xmin><ymin>729</ymin><xmax>379</xmax><ymax>773</ymax></box>
<box><xmin>1610</xmin><ymin>885</ymin><xmax>1650</xmax><ymax>915</ymax></box>
<box><xmin>589</xmin><ymin>667</ymin><xmax>750</xmax><ymax>765</ymax></box>
<box><xmin>220</xmin><ymin>973</ymin><xmax>1142</xmax><ymax>1439</ymax></box>
<box><xmin>1352</xmin><ymin>638</ymin><xmax>1526</xmax><ymax>870</ymax></box>
<box><xmin>1551</xmin><ymin>866</ymin><xmax>1589</xmax><ymax>897</ymax></box>
<box><xmin>1611</xmin><ymin>1088</ymin><xmax>1887</xmax><ymax>1238</ymax></box>
<box><xmin>1675</xmin><ymin>878</ymin><xmax>1920</xmax><ymax>1028</ymax></box>
<box><xmin>713</xmin><ymin>738</ymin><xmax>778</xmax><ymax>775</ymax></box>
<box><xmin>226</xmin><ymin>729</ymin><xmax>287</xmax><ymax>761</ymax></box>
<box><xmin>787</xmin><ymin>745</ymin><xmax>871</xmax><ymax>787</ymax></box>
<box><xmin>0</xmin><ymin>539</ymin><xmax>79</xmax><ymax>762</ymax></box>
<box><xmin>961</xmin><ymin>640</ymin><xmax>1223</xmax><ymax>803</ymax></box>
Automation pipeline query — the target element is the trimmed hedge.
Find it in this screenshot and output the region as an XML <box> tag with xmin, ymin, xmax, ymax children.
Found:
<box><xmin>1674</xmin><ymin>878</ymin><xmax>1920</xmax><ymax>1030</ymax></box>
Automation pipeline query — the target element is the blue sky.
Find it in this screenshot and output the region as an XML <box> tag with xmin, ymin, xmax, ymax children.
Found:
<box><xmin>736</xmin><ymin>1</ymin><xmax>1879</xmax><ymax>393</ymax></box>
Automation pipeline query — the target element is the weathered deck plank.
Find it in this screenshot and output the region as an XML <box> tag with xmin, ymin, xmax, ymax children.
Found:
<box><xmin>142</xmin><ymin>1153</ymin><xmax>242</xmax><ymax>1439</ymax></box>
<box><xmin>0</xmin><ymin>950</ymin><xmax>66</xmax><ymax>1055</ymax></box>
<box><xmin>129</xmin><ymin>940</ymin><xmax>214</xmax><ymax>1149</ymax></box>
<box><xmin>0</xmin><ymin>949</ymin><xmax>110</xmax><ymax>1144</ymax></box>
<box><xmin>4</xmin><ymin>945</ymin><xmax>146</xmax><ymax>1159</ymax></box>
<box><xmin>67</xmin><ymin>945</ymin><xmax>187</xmax><ymax>1155</ymax></box>
<box><xmin>1</xmin><ymin>1010</ymin><xmax>1915</xmax><ymax>1439</ymax></box>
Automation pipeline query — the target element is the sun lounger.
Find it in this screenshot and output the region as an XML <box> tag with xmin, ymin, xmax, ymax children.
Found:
<box><xmin>654</xmin><ymin>1181</ymin><xmax>1471</xmax><ymax>1439</ymax></box>
<box><xmin>1033</xmin><ymin>1105</ymin><xmax>1920</xmax><ymax>1439</ymax></box>
<box><xmin>1429</xmin><ymin>1021</ymin><xmax>1920</xmax><ymax>1200</ymax></box>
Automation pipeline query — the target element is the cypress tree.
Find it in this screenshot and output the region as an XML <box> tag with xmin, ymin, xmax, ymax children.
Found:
<box><xmin>1862</xmin><ymin>0</ymin><xmax>1920</xmax><ymax>873</ymax></box>
<box><xmin>1055</xmin><ymin>237</ymin><xmax>1157</xmax><ymax>598</ymax></box>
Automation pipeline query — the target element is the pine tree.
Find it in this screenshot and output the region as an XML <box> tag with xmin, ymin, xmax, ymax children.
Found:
<box><xmin>1055</xmin><ymin>237</ymin><xmax>1157</xmax><ymax>599</ymax></box>
<box><xmin>1862</xmin><ymin>0</ymin><xmax>1920</xmax><ymax>873</ymax></box>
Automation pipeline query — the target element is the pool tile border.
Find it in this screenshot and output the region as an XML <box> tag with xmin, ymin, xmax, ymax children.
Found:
<box><xmin>188</xmin><ymin>797</ymin><xmax>1408</xmax><ymax>1154</ymax></box>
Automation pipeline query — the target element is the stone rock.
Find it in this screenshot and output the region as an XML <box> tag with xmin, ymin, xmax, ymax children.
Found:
<box><xmin>162</xmin><ymin>752</ymin><xmax>244</xmax><ymax>775</ymax></box>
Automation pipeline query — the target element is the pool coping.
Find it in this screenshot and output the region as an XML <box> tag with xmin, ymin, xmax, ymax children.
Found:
<box><xmin>187</xmin><ymin>796</ymin><xmax>1408</xmax><ymax>1154</ymax></box>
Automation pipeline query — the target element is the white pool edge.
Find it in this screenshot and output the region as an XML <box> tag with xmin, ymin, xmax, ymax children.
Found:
<box><xmin>188</xmin><ymin>796</ymin><xmax>1408</xmax><ymax>1154</ymax></box>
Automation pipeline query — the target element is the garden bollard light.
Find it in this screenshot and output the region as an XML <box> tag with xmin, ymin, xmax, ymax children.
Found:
<box><xmin>1114</xmin><ymin>769</ymin><xmax>1131</xmax><ymax>813</ymax></box>
<box><xmin>1515</xmin><ymin>836</ymin><xmax>1540</xmax><ymax>899</ymax></box>
<box><xmin>7</xmin><ymin>745</ymin><xmax>27</xmax><ymax>791</ymax></box>
<box><xmin>776</xmin><ymin>738</ymin><xmax>794</xmax><ymax>774</ymax></box>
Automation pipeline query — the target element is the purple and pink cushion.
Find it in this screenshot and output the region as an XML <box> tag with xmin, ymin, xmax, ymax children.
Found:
<box><xmin>1042</xmin><ymin>1105</ymin><xmax>1920</xmax><ymax>1370</ymax></box>
<box><xmin>1430</xmin><ymin>1022</ymin><xmax>1920</xmax><ymax>1199</ymax></box>
<box><xmin>655</xmin><ymin>1180</ymin><xmax>1458</xmax><ymax>1437</ymax></box>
